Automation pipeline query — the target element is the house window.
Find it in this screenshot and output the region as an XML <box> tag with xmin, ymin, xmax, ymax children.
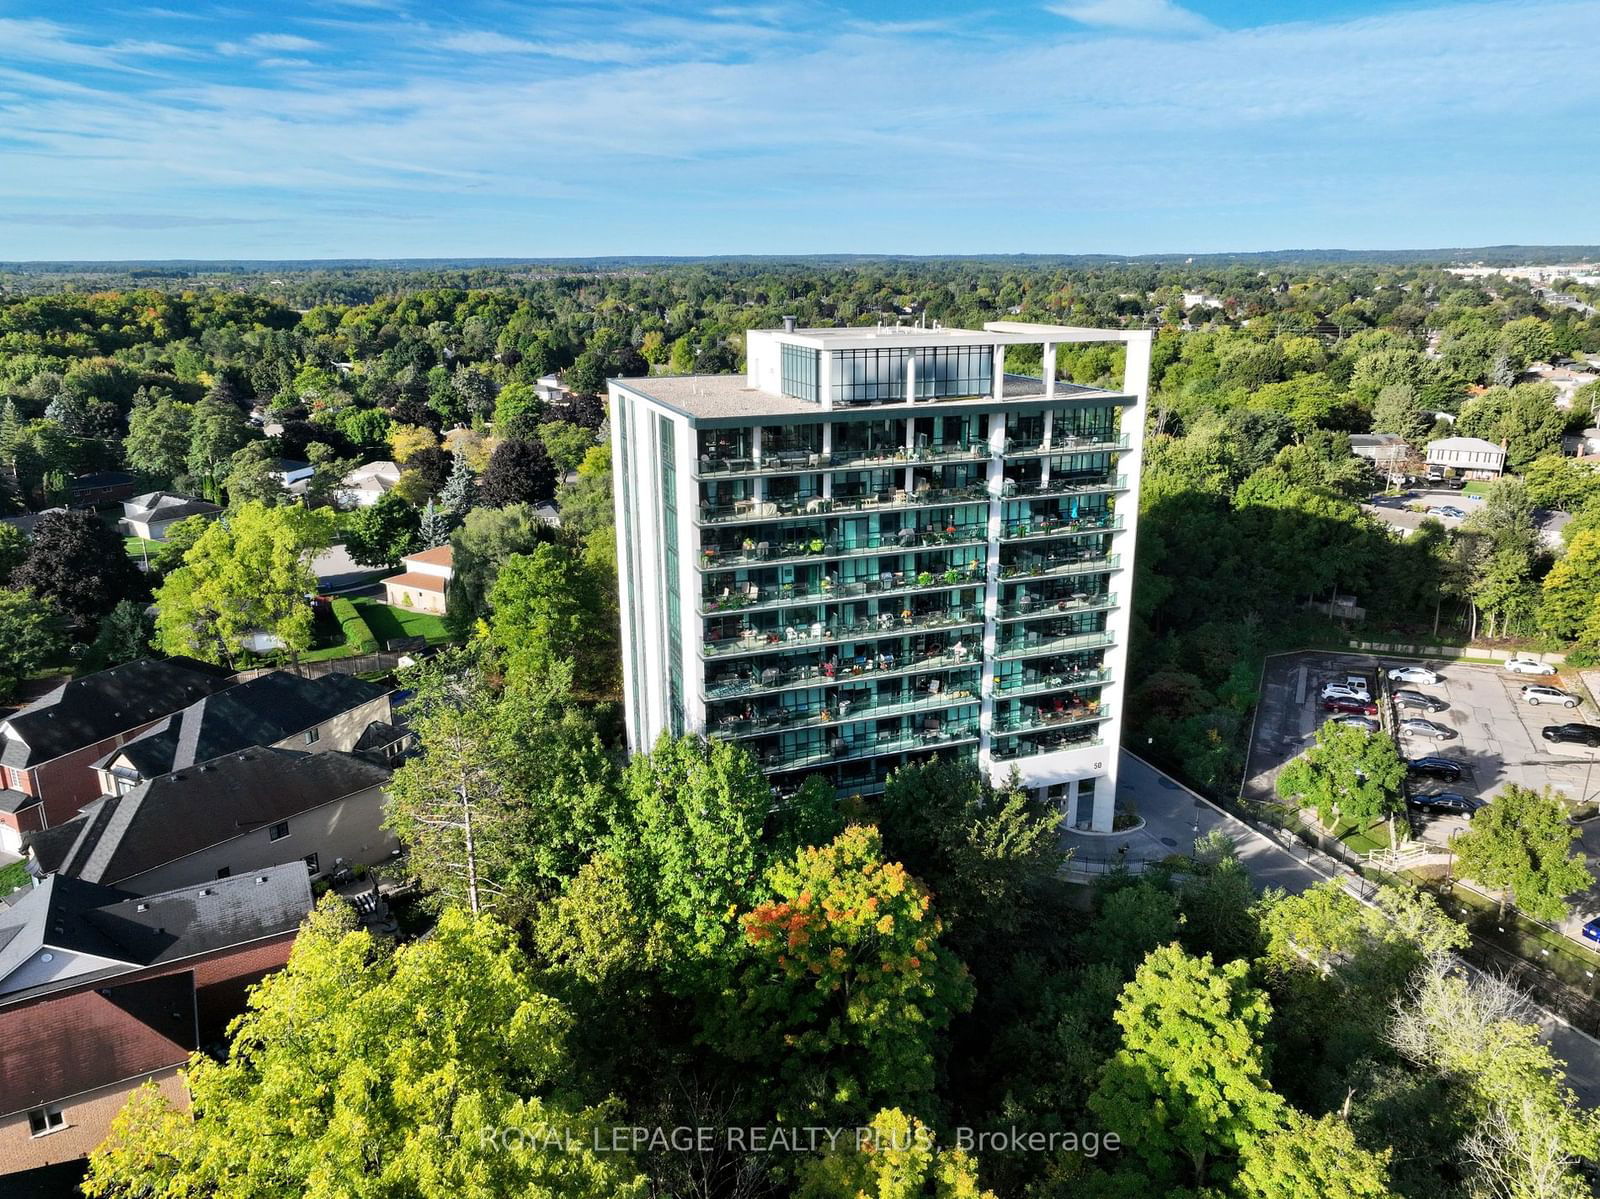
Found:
<box><xmin>28</xmin><ymin>1106</ymin><xmax>65</xmax><ymax>1137</ymax></box>
<box><xmin>304</xmin><ymin>853</ymin><xmax>321</xmax><ymax>876</ymax></box>
<box><xmin>268</xmin><ymin>821</ymin><xmax>290</xmax><ymax>841</ymax></box>
<box><xmin>304</xmin><ymin>727</ymin><xmax>320</xmax><ymax>745</ymax></box>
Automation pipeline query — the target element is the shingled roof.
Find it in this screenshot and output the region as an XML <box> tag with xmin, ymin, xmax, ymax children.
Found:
<box><xmin>100</xmin><ymin>671</ymin><xmax>388</xmax><ymax>780</ymax></box>
<box><xmin>1</xmin><ymin>659</ymin><xmax>233</xmax><ymax>771</ymax></box>
<box><xmin>34</xmin><ymin>749</ymin><xmax>391</xmax><ymax>886</ymax></box>
<box><xmin>0</xmin><ymin>863</ymin><xmax>313</xmax><ymax>1008</ymax></box>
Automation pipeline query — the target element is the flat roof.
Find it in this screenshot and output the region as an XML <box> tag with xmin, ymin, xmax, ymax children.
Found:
<box><xmin>770</xmin><ymin>325</ymin><xmax>1040</xmax><ymax>350</ymax></box>
<box><xmin>610</xmin><ymin>374</ymin><xmax>1122</xmax><ymax>424</ymax></box>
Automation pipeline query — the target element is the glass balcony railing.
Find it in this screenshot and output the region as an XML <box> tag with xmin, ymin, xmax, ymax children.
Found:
<box><xmin>697</xmin><ymin>485</ymin><xmax>988</xmax><ymax>526</ymax></box>
<box><xmin>1004</xmin><ymin>431</ymin><xmax>1127</xmax><ymax>457</ymax></box>
<box><xmin>991</xmin><ymin>707</ymin><xmax>1110</xmax><ymax>735</ymax></box>
<box><xmin>694</xmin><ymin>433</ymin><xmax>1127</xmax><ymax>479</ymax></box>
<box><xmin>758</xmin><ymin>722</ymin><xmax>980</xmax><ymax>773</ymax></box>
<box><xmin>701</xmin><ymin>528</ymin><xmax>987</xmax><ymax>572</ymax></box>
<box><xmin>995</xmin><ymin>629</ymin><xmax>1115</xmax><ymax>660</ymax></box>
<box><xmin>990</xmin><ymin>732</ymin><xmax>1104</xmax><ymax>761</ymax></box>
<box><xmin>995</xmin><ymin>594</ymin><xmax>1116</xmax><ymax>621</ymax></box>
<box><xmin>998</xmin><ymin>514</ymin><xmax>1122</xmax><ymax>543</ymax></box>
<box><xmin>713</xmin><ymin>685</ymin><xmax>980</xmax><ymax>741</ymax></box>
<box><xmin>703</xmin><ymin>607</ymin><xmax>986</xmax><ymax>659</ymax></box>
<box><xmin>703</xmin><ymin>644</ymin><xmax>978</xmax><ymax>701</ymax></box>
<box><xmin>992</xmin><ymin>668</ymin><xmax>1111</xmax><ymax>700</ymax></box>
<box><xmin>997</xmin><ymin>552</ymin><xmax>1119</xmax><ymax>581</ymax></box>
<box><xmin>1001</xmin><ymin>474</ymin><xmax>1128</xmax><ymax>502</ymax></box>
<box><xmin>700</xmin><ymin>572</ymin><xmax>980</xmax><ymax>617</ymax></box>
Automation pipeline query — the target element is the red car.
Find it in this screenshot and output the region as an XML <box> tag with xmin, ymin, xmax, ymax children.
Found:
<box><xmin>1322</xmin><ymin>696</ymin><xmax>1378</xmax><ymax>716</ymax></box>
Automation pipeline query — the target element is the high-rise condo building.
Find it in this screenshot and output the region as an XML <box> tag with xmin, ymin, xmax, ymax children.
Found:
<box><xmin>607</xmin><ymin>321</ymin><xmax>1148</xmax><ymax>831</ymax></box>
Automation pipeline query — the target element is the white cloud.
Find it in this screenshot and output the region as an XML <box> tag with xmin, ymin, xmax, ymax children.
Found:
<box><xmin>218</xmin><ymin>33</ymin><xmax>324</xmax><ymax>56</ymax></box>
<box><xmin>435</xmin><ymin>29</ymin><xmax>646</xmax><ymax>62</ymax></box>
<box><xmin>1045</xmin><ymin>0</ymin><xmax>1214</xmax><ymax>35</ymax></box>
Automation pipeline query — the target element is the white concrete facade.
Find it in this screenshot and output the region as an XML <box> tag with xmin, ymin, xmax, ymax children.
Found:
<box><xmin>608</xmin><ymin>323</ymin><xmax>1148</xmax><ymax>831</ymax></box>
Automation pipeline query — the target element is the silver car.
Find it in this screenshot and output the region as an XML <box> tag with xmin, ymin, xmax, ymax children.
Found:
<box><xmin>1387</xmin><ymin>665</ymin><xmax>1440</xmax><ymax>686</ymax></box>
<box><xmin>1522</xmin><ymin>684</ymin><xmax>1579</xmax><ymax>708</ymax></box>
<box><xmin>1400</xmin><ymin>717</ymin><xmax>1456</xmax><ymax>741</ymax></box>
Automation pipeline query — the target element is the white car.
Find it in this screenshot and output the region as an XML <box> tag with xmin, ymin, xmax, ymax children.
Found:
<box><xmin>1320</xmin><ymin>684</ymin><xmax>1368</xmax><ymax>704</ymax></box>
<box><xmin>1522</xmin><ymin>684</ymin><xmax>1579</xmax><ymax>708</ymax></box>
<box><xmin>1387</xmin><ymin>665</ymin><xmax>1440</xmax><ymax>686</ymax></box>
<box><xmin>1504</xmin><ymin>657</ymin><xmax>1557</xmax><ymax>676</ymax></box>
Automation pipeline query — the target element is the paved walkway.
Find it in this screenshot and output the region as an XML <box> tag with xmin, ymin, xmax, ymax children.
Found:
<box><xmin>1109</xmin><ymin>749</ymin><xmax>1600</xmax><ymax>1107</ymax></box>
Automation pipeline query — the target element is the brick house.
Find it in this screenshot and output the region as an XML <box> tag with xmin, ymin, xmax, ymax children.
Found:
<box><xmin>0</xmin><ymin>864</ymin><xmax>313</xmax><ymax>1178</ymax></box>
<box><xmin>0</xmin><ymin>660</ymin><xmax>234</xmax><ymax>855</ymax></box>
<box><xmin>28</xmin><ymin>748</ymin><xmax>396</xmax><ymax>893</ymax></box>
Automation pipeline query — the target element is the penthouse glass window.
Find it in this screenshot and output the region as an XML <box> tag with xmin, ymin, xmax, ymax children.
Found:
<box><xmin>781</xmin><ymin>344</ymin><xmax>820</xmax><ymax>402</ymax></box>
<box><xmin>831</xmin><ymin>347</ymin><xmax>993</xmax><ymax>404</ymax></box>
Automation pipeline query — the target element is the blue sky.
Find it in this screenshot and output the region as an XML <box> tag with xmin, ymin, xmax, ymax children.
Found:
<box><xmin>0</xmin><ymin>0</ymin><xmax>1595</xmax><ymax>259</ymax></box>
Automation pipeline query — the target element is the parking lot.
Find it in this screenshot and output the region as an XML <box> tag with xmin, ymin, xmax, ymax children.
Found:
<box><xmin>1245</xmin><ymin>650</ymin><xmax>1600</xmax><ymax>931</ymax></box>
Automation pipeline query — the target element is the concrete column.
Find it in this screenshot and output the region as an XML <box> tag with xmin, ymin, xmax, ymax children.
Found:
<box><xmin>905</xmin><ymin>352</ymin><xmax>917</xmax><ymax>406</ymax></box>
<box><xmin>821</xmin><ymin>422</ymin><xmax>833</xmax><ymax>500</ymax></box>
<box><xmin>992</xmin><ymin>346</ymin><xmax>1006</xmax><ymax>400</ymax></box>
<box><xmin>751</xmin><ymin>426</ymin><xmax>764</xmax><ymax>502</ymax></box>
<box><xmin>1043</xmin><ymin>341</ymin><xmax>1056</xmax><ymax>398</ymax></box>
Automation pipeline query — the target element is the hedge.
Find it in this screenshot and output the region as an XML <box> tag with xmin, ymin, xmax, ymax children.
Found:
<box><xmin>330</xmin><ymin>596</ymin><xmax>379</xmax><ymax>656</ymax></box>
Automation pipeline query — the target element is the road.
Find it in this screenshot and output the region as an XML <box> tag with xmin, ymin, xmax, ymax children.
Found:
<box><xmin>1111</xmin><ymin>749</ymin><xmax>1600</xmax><ymax>1108</ymax></box>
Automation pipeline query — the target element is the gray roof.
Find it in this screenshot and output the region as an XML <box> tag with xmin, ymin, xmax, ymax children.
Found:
<box><xmin>124</xmin><ymin>491</ymin><xmax>222</xmax><ymax>523</ymax></box>
<box><xmin>35</xmin><ymin>748</ymin><xmax>391</xmax><ymax>885</ymax></box>
<box><xmin>0</xmin><ymin>863</ymin><xmax>312</xmax><ymax>1007</ymax></box>
<box><xmin>101</xmin><ymin>671</ymin><xmax>388</xmax><ymax>780</ymax></box>
<box><xmin>1</xmin><ymin>659</ymin><xmax>234</xmax><ymax>770</ymax></box>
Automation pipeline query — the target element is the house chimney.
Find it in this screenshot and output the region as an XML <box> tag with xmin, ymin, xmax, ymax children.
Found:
<box><xmin>782</xmin><ymin>315</ymin><xmax>796</xmax><ymax>333</ymax></box>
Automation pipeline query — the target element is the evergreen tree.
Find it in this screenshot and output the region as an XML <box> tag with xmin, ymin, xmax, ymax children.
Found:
<box><xmin>438</xmin><ymin>449</ymin><xmax>476</xmax><ymax>517</ymax></box>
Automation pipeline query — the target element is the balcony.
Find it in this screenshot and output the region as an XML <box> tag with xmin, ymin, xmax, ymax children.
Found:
<box><xmin>995</xmin><ymin>629</ymin><xmax>1115</xmax><ymax>660</ymax></box>
<box><xmin>703</xmin><ymin>644</ymin><xmax>979</xmax><ymax>701</ymax></box>
<box><xmin>697</xmin><ymin>485</ymin><xmax>988</xmax><ymax>526</ymax></box>
<box><xmin>714</xmin><ymin>684</ymin><xmax>980</xmax><ymax>741</ymax></box>
<box><xmin>702</xmin><ymin>607</ymin><xmax>986</xmax><ymax>660</ymax></box>
<box><xmin>993</xmin><ymin>668</ymin><xmax>1111</xmax><ymax>701</ymax></box>
<box><xmin>991</xmin><ymin>707</ymin><xmax>1109</xmax><ymax>735</ymax></box>
<box><xmin>759</xmin><ymin>722</ymin><xmax>980</xmax><ymax>773</ymax></box>
<box><xmin>695</xmin><ymin>441</ymin><xmax>990</xmax><ymax>479</ymax></box>
<box><xmin>700</xmin><ymin>528</ymin><xmax>988</xmax><ymax>573</ymax></box>
<box><xmin>997</xmin><ymin>552</ymin><xmax>1119</xmax><ymax>581</ymax></box>
<box><xmin>995</xmin><ymin>594</ymin><xmax>1116</xmax><ymax>622</ymax></box>
<box><xmin>990</xmin><ymin>732</ymin><xmax>1104</xmax><ymax>760</ymax></box>
<box><xmin>998</xmin><ymin>514</ymin><xmax>1123</xmax><ymax>543</ymax></box>
<box><xmin>701</xmin><ymin>571</ymin><xmax>980</xmax><ymax>618</ymax></box>
<box><xmin>1003</xmin><ymin>432</ymin><xmax>1128</xmax><ymax>459</ymax></box>
<box><xmin>1002</xmin><ymin>474</ymin><xmax>1128</xmax><ymax>502</ymax></box>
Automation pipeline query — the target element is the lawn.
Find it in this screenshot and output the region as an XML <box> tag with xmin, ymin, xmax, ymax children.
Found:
<box><xmin>351</xmin><ymin>598</ymin><xmax>453</xmax><ymax>647</ymax></box>
<box><xmin>124</xmin><ymin>536</ymin><xmax>162</xmax><ymax>560</ymax></box>
<box><xmin>0</xmin><ymin>859</ymin><xmax>30</xmax><ymax>897</ymax></box>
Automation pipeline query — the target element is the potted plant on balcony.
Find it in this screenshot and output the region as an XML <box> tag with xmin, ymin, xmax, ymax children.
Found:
<box><xmin>702</xmin><ymin>546</ymin><xmax>718</xmax><ymax>562</ymax></box>
<box><xmin>819</xmin><ymin>576</ymin><xmax>833</xmax><ymax>592</ymax></box>
<box><xmin>942</xmin><ymin>567</ymin><xmax>960</xmax><ymax>584</ymax></box>
<box><xmin>916</xmin><ymin>570</ymin><xmax>934</xmax><ymax>587</ymax></box>
<box><xmin>809</xmin><ymin>537</ymin><xmax>825</xmax><ymax>554</ymax></box>
<box><xmin>741</xmin><ymin>537</ymin><xmax>756</xmax><ymax>552</ymax></box>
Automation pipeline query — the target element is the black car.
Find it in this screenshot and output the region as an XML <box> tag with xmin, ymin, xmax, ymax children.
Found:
<box><xmin>1407</xmin><ymin>755</ymin><xmax>1464</xmax><ymax>782</ymax></box>
<box><xmin>1394</xmin><ymin>689</ymin><xmax>1448</xmax><ymax>713</ymax></box>
<box><xmin>1542</xmin><ymin>723</ymin><xmax>1600</xmax><ymax>747</ymax></box>
<box><xmin>1407</xmin><ymin>791</ymin><xmax>1483</xmax><ymax>817</ymax></box>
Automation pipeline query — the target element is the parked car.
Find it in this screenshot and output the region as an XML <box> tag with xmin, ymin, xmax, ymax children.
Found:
<box><xmin>1388</xmin><ymin>665</ymin><xmax>1441</xmax><ymax>686</ymax></box>
<box><xmin>1542</xmin><ymin>723</ymin><xmax>1600</xmax><ymax>748</ymax></box>
<box><xmin>1583</xmin><ymin>918</ymin><xmax>1600</xmax><ymax>945</ymax></box>
<box><xmin>1329</xmin><ymin>714</ymin><xmax>1380</xmax><ymax>733</ymax></box>
<box><xmin>1407</xmin><ymin>791</ymin><xmax>1483</xmax><ymax>818</ymax></box>
<box><xmin>1394</xmin><ymin>689</ymin><xmax>1448</xmax><ymax>713</ymax></box>
<box><xmin>1322</xmin><ymin>697</ymin><xmax>1379</xmax><ymax>716</ymax></box>
<box><xmin>1407</xmin><ymin>755</ymin><xmax>1464</xmax><ymax>782</ymax></box>
<box><xmin>1320</xmin><ymin>684</ymin><xmax>1369</xmax><ymax>704</ymax></box>
<box><xmin>1522</xmin><ymin>684</ymin><xmax>1579</xmax><ymax>708</ymax></box>
<box><xmin>1505</xmin><ymin>657</ymin><xmax>1557</xmax><ymax>675</ymax></box>
<box><xmin>1342</xmin><ymin>674</ymin><xmax>1372</xmax><ymax>697</ymax></box>
<box><xmin>1400</xmin><ymin>717</ymin><xmax>1456</xmax><ymax>741</ymax></box>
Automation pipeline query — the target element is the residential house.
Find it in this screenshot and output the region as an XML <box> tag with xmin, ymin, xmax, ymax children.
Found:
<box><xmin>1348</xmin><ymin>433</ymin><xmax>1411</xmax><ymax>470</ymax></box>
<box><xmin>335</xmin><ymin>460</ymin><xmax>401</xmax><ymax>508</ymax></box>
<box><xmin>1425</xmin><ymin>436</ymin><xmax>1506</xmax><ymax>479</ymax></box>
<box><xmin>535</xmin><ymin>373</ymin><xmax>569</xmax><ymax>406</ymax></box>
<box><xmin>0</xmin><ymin>864</ymin><xmax>312</xmax><ymax>1178</ymax></box>
<box><xmin>269</xmin><ymin>459</ymin><xmax>314</xmax><ymax>496</ymax></box>
<box><xmin>66</xmin><ymin>471</ymin><xmax>139</xmax><ymax>508</ymax></box>
<box><xmin>120</xmin><ymin>491</ymin><xmax>223</xmax><ymax>541</ymax></box>
<box><xmin>0</xmin><ymin>660</ymin><xmax>234</xmax><ymax>855</ymax></box>
<box><xmin>0</xmin><ymin>508</ymin><xmax>66</xmax><ymax>538</ymax></box>
<box><xmin>90</xmin><ymin>671</ymin><xmax>395</xmax><ymax>795</ymax></box>
<box><xmin>28</xmin><ymin>747</ymin><xmax>396</xmax><ymax>892</ymax></box>
<box><xmin>381</xmin><ymin>544</ymin><xmax>453</xmax><ymax>615</ymax></box>
<box><xmin>1564</xmin><ymin>428</ymin><xmax>1600</xmax><ymax>457</ymax></box>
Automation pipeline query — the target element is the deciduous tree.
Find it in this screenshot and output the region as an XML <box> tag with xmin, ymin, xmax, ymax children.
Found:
<box><xmin>13</xmin><ymin>509</ymin><xmax>143</xmax><ymax>626</ymax></box>
<box><xmin>1451</xmin><ymin>783</ymin><xmax>1593</xmax><ymax>922</ymax></box>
